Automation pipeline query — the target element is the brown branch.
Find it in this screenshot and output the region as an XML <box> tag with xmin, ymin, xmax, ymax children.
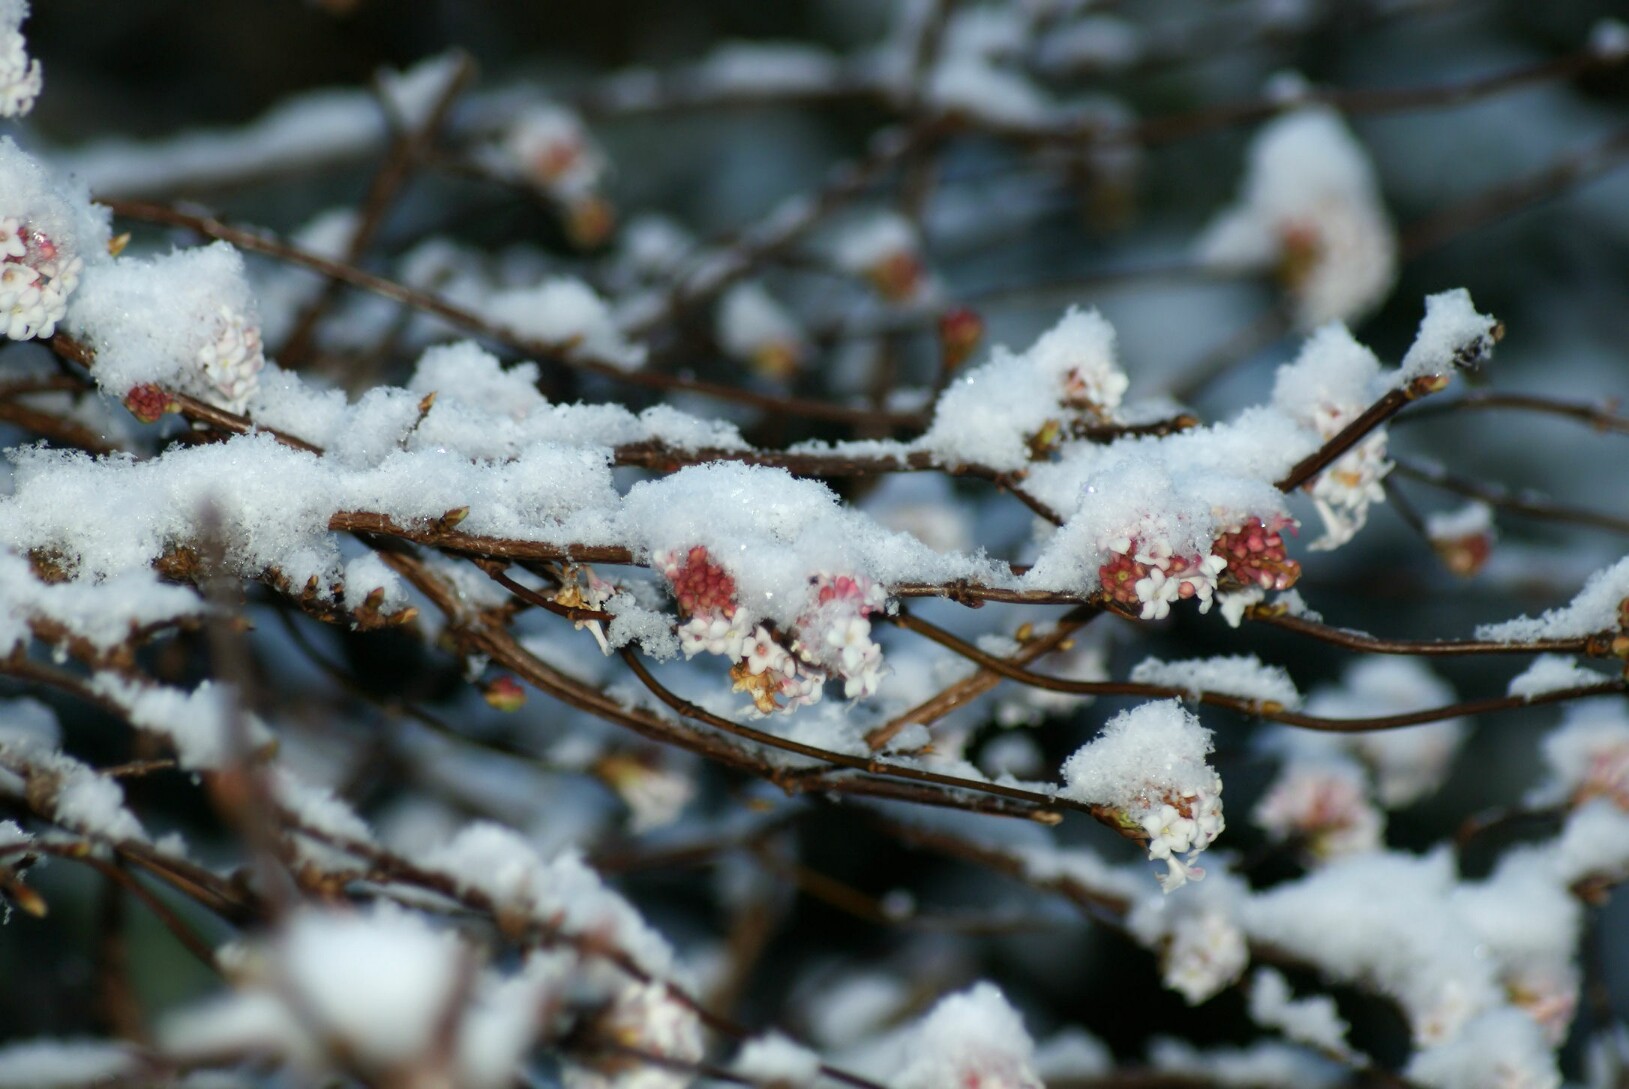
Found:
<box><xmin>1392</xmin><ymin>456</ymin><xmax>1629</xmax><ymax>537</ymax></box>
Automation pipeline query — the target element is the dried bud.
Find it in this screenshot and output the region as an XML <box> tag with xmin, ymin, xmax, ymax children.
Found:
<box><xmin>937</xmin><ymin>307</ymin><xmax>984</xmax><ymax>370</ymax></box>
<box><xmin>482</xmin><ymin>676</ymin><xmax>527</xmax><ymax>712</ymax></box>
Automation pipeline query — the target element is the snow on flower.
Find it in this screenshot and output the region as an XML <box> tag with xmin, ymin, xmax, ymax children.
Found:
<box><xmin>1403</xmin><ymin>1006</ymin><xmax>1562</xmax><ymax>1089</ymax></box>
<box><xmin>1298</xmin><ymin>658</ymin><xmax>1468</xmax><ymax>808</ymax></box>
<box><xmin>1129</xmin><ymin>870</ymin><xmax>1249</xmax><ymax>1003</ymax></box>
<box><xmin>563</xmin><ymin>980</ymin><xmax>704</xmax><ymax>1089</ymax></box>
<box><xmin>68</xmin><ymin>242</ymin><xmax>266</xmax><ymax>413</ymax></box>
<box><xmin>1427</xmin><ymin>501</ymin><xmax>1494</xmax><ymax>577</ymax></box>
<box><xmin>717</xmin><ymin>281</ymin><xmax>806</xmax><ymax>379</ymax></box>
<box><xmin>1241</xmin><ymin>849</ymin><xmax>1502</xmax><ymax>1046</ymax></box>
<box><xmin>1534</xmin><ymin>699</ymin><xmax>1629</xmax><ymax>810</ymax></box>
<box><xmin>1253</xmin><ymin>757</ymin><xmax>1384</xmax><ymax>861</ymax></box>
<box><xmin>1270</xmin><ymin>323</ymin><xmax>1391</xmax><ymax>550</ymax></box>
<box><xmin>892</xmin><ymin>982</ymin><xmax>1043</xmax><ymax>1089</ymax></box>
<box><xmin>1397</xmin><ymin>288</ymin><xmax>1501</xmax><ymax>382</ymax></box>
<box><xmin>918</xmin><ymin>306</ymin><xmax>1129</xmax><ymax>470</ymax></box>
<box><xmin>833</xmin><ymin>212</ymin><xmax>929</xmax><ymax>303</ymax></box>
<box><xmin>1197</xmin><ymin>106</ymin><xmax>1396</xmax><ymax>328</ymax></box>
<box><xmin>1059</xmin><ymin>700</ymin><xmax>1224</xmax><ymax>891</ymax></box>
<box><xmin>0</xmin><ymin>0</ymin><xmax>40</xmax><ymax>118</ymax></box>
<box><xmin>0</xmin><ymin>138</ymin><xmax>101</xmax><ymax>341</ymax></box>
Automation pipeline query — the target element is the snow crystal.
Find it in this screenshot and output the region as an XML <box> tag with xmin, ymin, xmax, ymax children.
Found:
<box><xmin>1129</xmin><ymin>654</ymin><xmax>1300</xmax><ymax>708</ymax></box>
<box><xmin>0</xmin><ymin>1040</ymin><xmax>138</xmax><ymax>1088</ymax></box>
<box><xmin>1508</xmin><ymin>655</ymin><xmax>1608</xmax><ymax>700</ymax></box>
<box><xmin>1197</xmin><ymin>107</ymin><xmax>1396</xmax><ymax>328</ymax></box>
<box><xmin>1477</xmin><ymin>555</ymin><xmax>1629</xmax><ymax>643</ymax></box>
<box><xmin>1398</xmin><ymin>289</ymin><xmax>1499</xmax><ymax>380</ymax></box>
<box><xmin>1059</xmin><ymin>700</ymin><xmax>1223</xmax><ymax>891</ymax></box>
<box><xmin>1249</xmin><ymin>967</ymin><xmax>1351</xmax><ymax>1055</ymax></box>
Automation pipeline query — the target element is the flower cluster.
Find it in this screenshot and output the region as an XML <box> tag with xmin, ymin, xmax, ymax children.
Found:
<box><xmin>659</xmin><ymin>547</ymin><xmax>890</xmax><ymax>717</ymax></box>
<box><xmin>1305</xmin><ymin>404</ymin><xmax>1391</xmax><ymax>551</ymax></box>
<box><xmin>1098</xmin><ymin>535</ymin><xmax>1227</xmax><ymax>620</ymax></box>
<box><xmin>197</xmin><ymin>304</ymin><xmax>265</xmax><ymax>414</ymax></box>
<box><xmin>1162</xmin><ymin>908</ymin><xmax>1250</xmax><ymax>1004</ymax></box>
<box><xmin>1213</xmin><ymin>515</ymin><xmax>1300</xmax><ymax>592</ymax></box>
<box><xmin>1253</xmin><ymin>760</ymin><xmax>1384</xmax><ymax>861</ymax></box>
<box><xmin>1061</xmin><ymin>701</ymin><xmax>1226</xmax><ymax>892</ymax></box>
<box><xmin>0</xmin><ymin>217</ymin><xmax>81</xmax><ymax>340</ymax></box>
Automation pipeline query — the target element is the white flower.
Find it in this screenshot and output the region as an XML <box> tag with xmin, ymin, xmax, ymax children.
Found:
<box><xmin>197</xmin><ymin>305</ymin><xmax>265</xmax><ymax>414</ymax></box>
<box><xmin>1164</xmin><ymin>910</ymin><xmax>1248</xmax><ymax>1004</ymax></box>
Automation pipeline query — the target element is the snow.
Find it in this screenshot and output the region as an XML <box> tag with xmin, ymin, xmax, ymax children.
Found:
<box><xmin>1425</xmin><ymin>500</ymin><xmax>1492</xmax><ymax>542</ymax></box>
<box><xmin>696</xmin><ymin>41</ymin><xmax>840</xmax><ymax>94</ymax></box>
<box><xmin>68</xmin><ymin>242</ymin><xmax>265</xmax><ymax>413</ymax></box>
<box><xmin>52</xmin><ymin>54</ymin><xmax>466</xmax><ymax>197</ymax></box>
<box><xmin>1477</xmin><ymin>555</ymin><xmax>1629</xmax><ymax>643</ymax></box>
<box><xmin>1196</xmin><ymin>107</ymin><xmax>1396</xmax><ymax>328</ymax></box>
<box><xmin>1507</xmin><ymin>655</ymin><xmax>1608</xmax><ymax>700</ymax></box>
<box><xmin>0</xmin><ymin>0</ymin><xmax>40</xmax><ymax>119</ymax></box>
<box><xmin>89</xmin><ymin>676</ymin><xmax>273</xmax><ymax>771</ymax></box>
<box><xmin>420</xmin><ymin>822</ymin><xmax>675</xmax><ymax>975</ymax></box>
<box><xmin>732</xmin><ymin>1032</ymin><xmax>823</xmax><ymax>1088</ymax></box>
<box><xmin>1242</xmin><ymin>849</ymin><xmax>1501</xmax><ymax>1045</ymax></box>
<box><xmin>893</xmin><ymin>983</ymin><xmax>1042</xmax><ymax>1089</ymax></box>
<box><xmin>1128</xmin><ymin>869</ymin><xmax>1249</xmax><ymax>1003</ymax></box>
<box><xmin>0</xmin><ymin>1040</ymin><xmax>138</xmax><ymax>1088</ymax></box>
<box><xmin>1148</xmin><ymin>1038</ymin><xmax>1342</xmax><ymax>1088</ymax></box>
<box><xmin>1397</xmin><ymin>289</ymin><xmax>1499</xmax><ymax>380</ymax></box>
<box><xmin>1404</xmin><ymin>1006</ymin><xmax>1560</xmax><ymax>1089</ymax></box>
<box><xmin>279</xmin><ymin>904</ymin><xmax>464</xmax><ymax>1069</ymax></box>
<box><xmin>1534</xmin><ymin>700</ymin><xmax>1629</xmax><ymax>807</ymax></box>
<box><xmin>477</xmin><ymin>277</ymin><xmax>646</xmax><ymax>370</ymax></box>
<box><xmin>1589</xmin><ymin>18</ymin><xmax>1629</xmax><ymax>60</ymax></box>
<box><xmin>917</xmin><ymin>306</ymin><xmax>1127</xmax><ymax>470</ymax></box>
<box><xmin>717</xmin><ymin>282</ymin><xmax>804</xmax><ymax>370</ymax></box>
<box><xmin>1249</xmin><ymin>967</ymin><xmax>1351</xmax><ymax>1055</ymax></box>
<box><xmin>0</xmin><ymin>552</ymin><xmax>201</xmax><ymax>656</ymax></box>
<box><xmin>1129</xmin><ymin>654</ymin><xmax>1301</xmax><ymax>708</ymax></box>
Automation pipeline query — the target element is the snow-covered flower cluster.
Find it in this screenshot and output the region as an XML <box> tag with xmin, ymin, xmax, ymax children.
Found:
<box><xmin>1060</xmin><ymin>700</ymin><xmax>1225</xmax><ymax>891</ymax></box>
<box><xmin>69</xmin><ymin>241</ymin><xmax>267</xmax><ymax>413</ymax></box>
<box><xmin>0</xmin><ymin>133</ymin><xmax>99</xmax><ymax>342</ymax></box>
<box><xmin>659</xmin><ymin>545</ymin><xmax>890</xmax><ymax>715</ymax></box>
<box><xmin>1198</xmin><ymin>106</ymin><xmax>1397</xmax><ymax>328</ymax></box>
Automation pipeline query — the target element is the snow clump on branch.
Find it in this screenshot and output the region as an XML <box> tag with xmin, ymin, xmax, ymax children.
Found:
<box><xmin>1059</xmin><ymin>700</ymin><xmax>1224</xmax><ymax>891</ymax></box>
